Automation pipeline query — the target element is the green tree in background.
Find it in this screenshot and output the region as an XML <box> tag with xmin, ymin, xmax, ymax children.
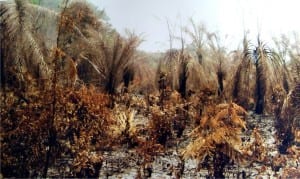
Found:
<box><xmin>30</xmin><ymin>0</ymin><xmax>40</xmax><ymax>5</ymax></box>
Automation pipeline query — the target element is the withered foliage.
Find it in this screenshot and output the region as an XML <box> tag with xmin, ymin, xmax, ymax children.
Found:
<box><xmin>0</xmin><ymin>85</ymin><xmax>114</xmax><ymax>177</ymax></box>
<box><xmin>149</xmin><ymin>106</ymin><xmax>174</xmax><ymax>146</ymax></box>
<box><xmin>57</xmin><ymin>1</ymin><xmax>104</xmax><ymax>86</ymax></box>
<box><xmin>182</xmin><ymin>103</ymin><xmax>247</xmax><ymax>162</ymax></box>
<box><xmin>131</xmin><ymin>91</ymin><xmax>189</xmax><ymax>166</ymax></box>
<box><xmin>182</xmin><ymin>102</ymin><xmax>266</xmax><ymax>177</ymax></box>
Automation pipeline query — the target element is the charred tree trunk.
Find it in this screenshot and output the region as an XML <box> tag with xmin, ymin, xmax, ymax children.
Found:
<box><xmin>43</xmin><ymin>127</ymin><xmax>57</xmax><ymax>177</ymax></box>
<box><xmin>0</xmin><ymin>39</ymin><xmax>5</xmax><ymax>92</ymax></box>
<box><xmin>158</xmin><ymin>73</ymin><xmax>167</xmax><ymax>108</ymax></box>
<box><xmin>232</xmin><ymin>65</ymin><xmax>242</xmax><ymax>100</ymax></box>
<box><xmin>255</xmin><ymin>62</ymin><xmax>266</xmax><ymax>114</ymax></box>
<box><xmin>197</xmin><ymin>51</ymin><xmax>203</xmax><ymax>65</ymax></box>
<box><xmin>282</xmin><ymin>72</ymin><xmax>289</xmax><ymax>93</ymax></box>
<box><xmin>123</xmin><ymin>67</ymin><xmax>134</xmax><ymax>93</ymax></box>
<box><xmin>178</xmin><ymin>64</ymin><xmax>187</xmax><ymax>99</ymax></box>
<box><xmin>43</xmin><ymin>49</ymin><xmax>61</xmax><ymax>178</ymax></box>
<box><xmin>282</xmin><ymin>63</ymin><xmax>290</xmax><ymax>93</ymax></box>
<box><xmin>213</xmin><ymin>146</ymin><xmax>229</xmax><ymax>178</ymax></box>
<box><xmin>217</xmin><ymin>70</ymin><xmax>224</xmax><ymax>96</ymax></box>
<box><xmin>105</xmin><ymin>72</ymin><xmax>116</xmax><ymax>95</ymax></box>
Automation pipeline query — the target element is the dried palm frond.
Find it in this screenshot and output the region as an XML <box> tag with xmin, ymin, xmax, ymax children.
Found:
<box><xmin>231</xmin><ymin>46</ymin><xmax>255</xmax><ymax>109</ymax></box>
<box><xmin>109</xmin><ymin>106</ymin><xmax>140</xmax><ymax>146</ymax></box>
<box><xmin>289</xmin><ymin>54</ymin><xmax>300</xmax><ymax>83</ymax></box>
<box><xmin>157</xmin><ymin>49</ymin><xmax>182</xmax><ymax>92</ymax></box>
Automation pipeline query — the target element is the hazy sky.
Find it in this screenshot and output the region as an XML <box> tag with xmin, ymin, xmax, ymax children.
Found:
<box><xmin>88</xmin><ymin>0</ymin><xmax>300</xmax><ymax>52</ymax></box>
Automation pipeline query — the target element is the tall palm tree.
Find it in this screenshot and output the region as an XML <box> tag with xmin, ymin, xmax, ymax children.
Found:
<box><xmin>232</xmin><ymin>35</ymin><xmax>283</xmax><ymax>114</ymax></box>
<box><xmin>184</xmin><ymin>19</ymin><xmax>207</xmax><ymax>65</ymax></box>
<box><xmin>92</xmin><ymin>33</ymin><xmax>141</xmax><ymax>94</ymax></box>
<box><xmin>252</xmin><ymin>36</ymin><xmax>282</xmax><ymax>114</ymax></box>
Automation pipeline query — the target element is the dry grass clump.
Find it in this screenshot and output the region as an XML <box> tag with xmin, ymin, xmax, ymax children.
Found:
<box><xmin>109</xmin><ymin>106</ymin><xmax>139</xmax><ymax>146</ymax></box>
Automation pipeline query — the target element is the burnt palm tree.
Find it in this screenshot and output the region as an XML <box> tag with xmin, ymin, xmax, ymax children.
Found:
<box><xmin>94</xmin><ymin>33</ymin><xmax>140</xmax><ymax>94</ymax></box>
<box><xmin>1</xmin><ymin>0</ymin><xmax>53</xmax><ymax>89</ymax></box>
<box><xmin>252</xmin><ymin>37</ymin><xmax>282</xmax><ymax>114</ymax></box>
<box><xmin>232</xmin><ymin>35</ymin><xmax>283</xmax><ymax>114</ymax></box>
<box><xmin>207</xmin><ymin>32</ymin><xmax>227</xmax><ymax>98</ymax></box>
<box><xmin>184</xmin><ymin>19</ymin><xmax>207</xmax><ymax>65</ymax></box>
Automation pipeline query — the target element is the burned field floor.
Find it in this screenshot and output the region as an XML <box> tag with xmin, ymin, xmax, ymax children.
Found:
<box><xmin>44</xmin><ymin>104</ymin><xmax>299</xmax><ymax>178</ymax></box>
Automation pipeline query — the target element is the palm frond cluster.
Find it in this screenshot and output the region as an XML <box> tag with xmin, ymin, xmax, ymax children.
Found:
<box><xmin>157</xmin><ymin>49</ymin><xmax>206</xmax><ymax>99</ymax></box>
